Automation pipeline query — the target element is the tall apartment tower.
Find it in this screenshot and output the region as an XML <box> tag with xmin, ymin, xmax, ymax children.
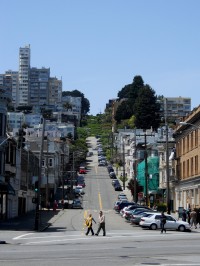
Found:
<box><xmin>18</xmin><ymin>45</ymin><xmax>31</xmax><ymax>106</ymax></box>
<box><xmin>30</xmin><ymin>67</ymin><xmax>50</xmax><ymax>106</ymax></box>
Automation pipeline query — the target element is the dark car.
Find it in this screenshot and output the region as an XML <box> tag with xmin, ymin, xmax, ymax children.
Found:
<box><xmin>77</xmin><ymin>180</ymin><xmax>85</xmax><ymax>188</ymax></box>
<box><xmin>110</xmin><ymin>172</ymin><xmax>117</xmax><ymax>179</ymax></box>
<box><xmin>114</xmin><ymin>202</ymin><xmax>136</xmax><ymax>212</ymax></box>
<box><xmin>114</xmin><ymin>184</ymin><xmax>123</xmax><ymax>191</ymax></box>
<box><xmin>112</xmin><ymin>179</ymin><xmax>120</xmax><ymax>186</ymax></box>
<box><xmin>107</xmin><ymin>166</ymin><xmax>114</xmax><ymax>173</ymax></box>
<box><xmin>71</xmin><ymin>199</ymin><xmax>83</xmax><ymax>209</ymax></box>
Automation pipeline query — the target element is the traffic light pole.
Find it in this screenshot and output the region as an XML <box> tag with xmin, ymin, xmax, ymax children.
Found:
<box><xmin>34</xmin><ymin>118</ymin><xmax>45</xmax><ymax>231</ymax></box>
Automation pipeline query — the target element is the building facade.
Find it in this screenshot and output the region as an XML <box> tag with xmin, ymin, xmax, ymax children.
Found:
<box><xmin>18</xmin><ymin>45</ymin><xmax>31</xmax><ymax>106</ymax></box>
<box><xmin>30</xmin><ymin>67</ymin><xmax>50</xmax><ymax>106</ymax></box>
<box><xmin>174</xmin><ymin>106</ymin><xmax>200</xmax><ymax>210</ymax></box>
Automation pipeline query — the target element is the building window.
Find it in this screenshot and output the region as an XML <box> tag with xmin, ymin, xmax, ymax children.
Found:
<box><xmin>48</xmin><ymin>158</ymin><xmax>53</xmax><ymax>167</ymax></box>
<box><xmin>191</xmin><ymin>157</ymin><xmax>194</xmax><ymax>176</ymax></box>
<box><xmin>191</xmin><ymin>131</ymin><xmax>194</xmax><ymax>149</ymax></box>
<box><xmin>195</xmin><ymin>130</ymin><xmax>198</xmax><ymax>147</ymax></box>
<box><xmin>182</xmin><ymin>138</ymin><xmax>185</xmax><ymax>154</ymax></box>
<box><xmin>187</xmin><ymin>159</ymin><xmax>189</xmax><ymax>177</ymax></box>
<box><xmin>195</xmin><ymin>155</ymin><xmax>198</xmax><ymax>175</ymax></box>
<box><xmin>183</xmin><ymin>161</ymin><xmax>185</xmax><ymax>179</ymax></box>
<box><xmin>187</xmin><ymin>135</ymin><xmax>189</xmax><ymax>152</ymax></box>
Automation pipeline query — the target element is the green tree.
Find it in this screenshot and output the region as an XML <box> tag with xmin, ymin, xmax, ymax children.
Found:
<box><xmin>114</xmin><ymin>100</ymin><xmax>132</xmax><ymax>122</ymax></box>
<box><xmin>134</xmin><ymin>85</ymin><xmax>161</xmax><ymax>130</ymax></box>
<box><xmin>115</xmin><ymin>75</ymin><xmax>144</xmax><ymax>122</ymax></box>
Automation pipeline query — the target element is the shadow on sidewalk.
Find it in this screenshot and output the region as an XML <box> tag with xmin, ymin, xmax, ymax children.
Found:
<box><xmin>0</xmin><ymin>209</ymin><xmax>59</xmax><ymax>231</ymax></box>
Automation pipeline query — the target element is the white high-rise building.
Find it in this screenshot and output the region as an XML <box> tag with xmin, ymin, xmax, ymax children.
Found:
<box><xmin>18</xmin><ymin>45</ymin><xmax>30</xmax><ymax>106</ymax></box>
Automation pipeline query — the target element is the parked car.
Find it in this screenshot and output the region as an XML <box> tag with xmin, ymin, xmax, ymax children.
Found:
<box><xmin>118</xmin><ymin>193</ymin><xmax>127</xmax><ymax>200</ymax></box>
<box><xmin>130</xmin><ymin>211</ymin><xmax>158</xmax><ymax>225</ymax></box>
<box><xmin>120</xmin><ymin>205</ymin><xmax>143</xmax><ymax>218</ymax></box>
<box><xmin>77</xmin><ymin>175</ymin><xmax>85</xmax><ymax>182</ymax></box>
<box><xmin>125</xmin><ymin>208</ymin><xmax>152</xmax><ymax>221</ymax></box>
<box><xmin>107</xmin><ymin>166</ymin><xmax>114</xmax><ymax>173</ymax></box>
<box><xmin>113</xmin><ymin>199</ymin><xmax>129</xmax><ymax>209</ymax></box>
<box><xmin>139</xmin><ymin>213</ymin><xmax>191</xmax><ymax>231</ymax></box>
<box><xmin>98</xmin><ymin>160</ymin><xmax>107</xmax><ymax>166</ymax></box>
<box><xmin>79</xmin><ymin>167</ymin><xmax>87</xmax><ymax>174</ymax></box>
<box><xmin>77</xmin><ymin>180</ymin><xmax>86</xmax><ymax>188</ymax></box>
<box><xmin>71</xmin><ymin>199</ymin><xmax>83</xmax><ymax>209</ymax></box>
<box><xmin>114</xmin><ymin>184</ymin><xmax>123</xmax><ymax>191</ymax></box>
<box><xmin>74</xmin><ymin>185</ymin><xmax>85</xmax><ymax>195</ymax></box>
<box><xmin>114</xmin><ymin>202</ymin><xmax>136</xmax><ymax>212</ymax></box>
<box><xmin>112</xmin><ymin>179</ymin><xmax>120</xmax><ymax>186</ymax></box>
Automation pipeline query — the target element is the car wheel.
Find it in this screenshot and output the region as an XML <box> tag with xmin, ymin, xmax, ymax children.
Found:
<box><xmin>178</xmin><ymin>225</ymin><xmax>185</xmax><ymax>232</ymax></box>
<box><xmin>150</xmin><ymin>223</ymin><xmax>157</xmax><ymax>230</ymax></box>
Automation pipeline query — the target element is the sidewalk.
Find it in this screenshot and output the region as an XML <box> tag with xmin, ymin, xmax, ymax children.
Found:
<box><xmin>113</xmin><ymin>166</ymin><xmax>133</xmax><ymax>202</ymax></box>
<box><xmin>0</xmin><ymin>208</ymin><xmax>63</xmax><ymax>232</ymax></box>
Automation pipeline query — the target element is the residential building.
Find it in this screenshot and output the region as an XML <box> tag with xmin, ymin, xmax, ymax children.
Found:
<box><xmin>29</xmin><ymin>67</ymin><xmax>50</xmax><ymax>106</ymax></box>
<box><xmin>7</xmin><ymin>112</ymin><xmax>25</xmax><ymax>130</ymax></box>
<box><xmin>18</xmin><ymin>45</ymin><xmax>31</xmax><ymax>106</ymax></box>
<box><xmin>0</xmin><ymin>70</ymin><xmax>18</xmax><ymax>107</ymax></box>
<box><xmin>173</xmin><ymin>105</ymin><xmax>200</xmax><ymax>210</ymax></box>
<box><xmin>49</xmin><ymin>77</ymin><xmax>62</xmax><ymax>105</ymax></box>
<box><xmin>159</xmin><ymin>97</ymin><xmax>191</xmax><ymax>120</ymax></box>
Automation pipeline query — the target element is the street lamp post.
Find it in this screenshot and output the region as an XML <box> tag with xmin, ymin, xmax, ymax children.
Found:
<box><xmin>144</xmin><ymin>133</ymin><xmax>149</xmax><ymax>207</ymax></box>
<box><xmin>122</xmin><ymin>140</ymin><xmax>126</xmax><ymax>190</ymax></box>
<box><xmin>164</xmin><ymin>98</ymin><xmax>171</xmax><ymax>214</ymax></box>
<box><xmin>34</xmin><ymin>118</ymin><xmax>45</xmax><ymax>231</ymax></box>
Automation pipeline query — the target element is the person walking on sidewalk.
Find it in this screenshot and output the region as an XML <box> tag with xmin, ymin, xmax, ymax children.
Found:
<box><xmin>95</xmin><ymin>210</ymin><xmax>106</xmax><ymax>236</ymax></box>
<box><xmin>53</xmin><ymin>200</ymin><xmax>58</xmax><ymax>212</ymax></box>
<box><xmin>160</xmin><ymin>211</ymin><xmax>167</xmax><ymax>233</ymax></box>
<box><xmin>85</xmin><ymin>214</ymin><xmax>96</xmax><ymax>236</ymax></box>
<box><xmin>190</xmin><ymin>209</ymin><xmax>197</xmax><ymax>229</ymax></box>
<box><xmin>182</xmin><ymin>209</ymin><xmax>187</xmax><ymax>222</ymax></box>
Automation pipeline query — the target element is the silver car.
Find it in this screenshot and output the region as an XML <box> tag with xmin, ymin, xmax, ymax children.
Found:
<box><xmin>139</xmin><ymin>212</ymin><xmax>190</xmax><ymax>232</ymax></box>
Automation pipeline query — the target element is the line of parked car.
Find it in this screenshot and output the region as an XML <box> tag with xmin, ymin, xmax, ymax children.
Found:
<box><xmin>114</xmin><ymin>193</ymin><xmax>191</xmax><ymax>232</ymax></box>
<box><xmin>107</xmin><ymin>165</ymin><xmax>123</xmax><ymax>191</ymax></box>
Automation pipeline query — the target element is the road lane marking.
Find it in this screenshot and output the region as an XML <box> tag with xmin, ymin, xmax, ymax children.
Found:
<box><xmin>13</xmin><ymin>233</ymin><xmax>34</xmax><ymax>240</ymax></box>
<box><xmin>98</xmin><ymin>192</ymin><xmax>103</xmax><ymax>210</ymax></box>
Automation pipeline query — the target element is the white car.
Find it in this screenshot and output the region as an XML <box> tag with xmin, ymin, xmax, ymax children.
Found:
<box><xmin>139</xmin><ymin>212</ymin><xmax>191</xmax><ymax>232</ymax></box>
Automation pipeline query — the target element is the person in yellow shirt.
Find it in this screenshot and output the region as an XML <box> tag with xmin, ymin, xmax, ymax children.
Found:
<box><xmin>85</xmin><ymin>214</ymin><xmax>96</xmax><ymax>236</ymax></box>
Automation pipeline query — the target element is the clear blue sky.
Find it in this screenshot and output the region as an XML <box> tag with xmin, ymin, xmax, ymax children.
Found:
<box><xmin>1</xmin><ymin>0</ymin><xmax>200</xmax><ymax>115</ymax></box>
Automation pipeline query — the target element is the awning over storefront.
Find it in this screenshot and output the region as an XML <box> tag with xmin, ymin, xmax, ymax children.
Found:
<box><xmin>0</xmin><ymin>181</ymin><xmax>15</xmax><ymax>195</ymax></box>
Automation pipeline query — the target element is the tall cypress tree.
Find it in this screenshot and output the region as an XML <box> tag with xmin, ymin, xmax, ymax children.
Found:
<box><xmin>134</xmin><ymin>85</ymin><xmax>161</xmax><ymax>130</ymax></box>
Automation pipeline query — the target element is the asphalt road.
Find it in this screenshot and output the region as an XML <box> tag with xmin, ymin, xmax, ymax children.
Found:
<box><xmin>1</xmin><ymin>136</ymin><xmax>200</xmax><ymax>265</ymax></box>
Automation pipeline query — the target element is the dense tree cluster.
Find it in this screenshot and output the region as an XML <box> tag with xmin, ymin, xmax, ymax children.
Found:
<box><xmin>115</xmin><ymin>75</ymin><xmax>161</xmax><ymax>130</ymax></box>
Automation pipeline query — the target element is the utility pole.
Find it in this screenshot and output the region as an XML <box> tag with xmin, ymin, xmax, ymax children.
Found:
<box><xmin>34</xmin><ymin>117</ymin><xmax>45</xmax><ymax>231</ymax></box>
<box><xmin>165</xmin><ymin>98</ymin><xmax>170</xmax><ymax>214</ymax></box>
<box><xmin>135</xmin><ymin>132</ymin><xmax>154</xmax><ymax>207</ymax></box>
<box><xmin>144</xmin><ymin>133</ymin><xmax>148</xmax><ymax>207</ymax></box>
<box><xmin>45</xmin><ymin>135</ymin><xmax>49</xmax><ymax>208</ymax></box>
<box><xmin>62</xmin><ymin>153</ymin><xmax>64</xmax><ymax>201</ymax></box>
<box><xmin>122</xmin><ymin>141</ymin><xmax>126</xmax><ymax>190</ymax></box>
<box><xmin>133</xmin><ymin>131</ymin><xmax>137</xmax><ymax>203</ymax></box>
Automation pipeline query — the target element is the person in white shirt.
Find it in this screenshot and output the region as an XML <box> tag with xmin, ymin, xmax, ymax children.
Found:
<box><xmin>95</xmin><ymin>210</ymin><xmax>106</xmax><ymax>236</ymax></box>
